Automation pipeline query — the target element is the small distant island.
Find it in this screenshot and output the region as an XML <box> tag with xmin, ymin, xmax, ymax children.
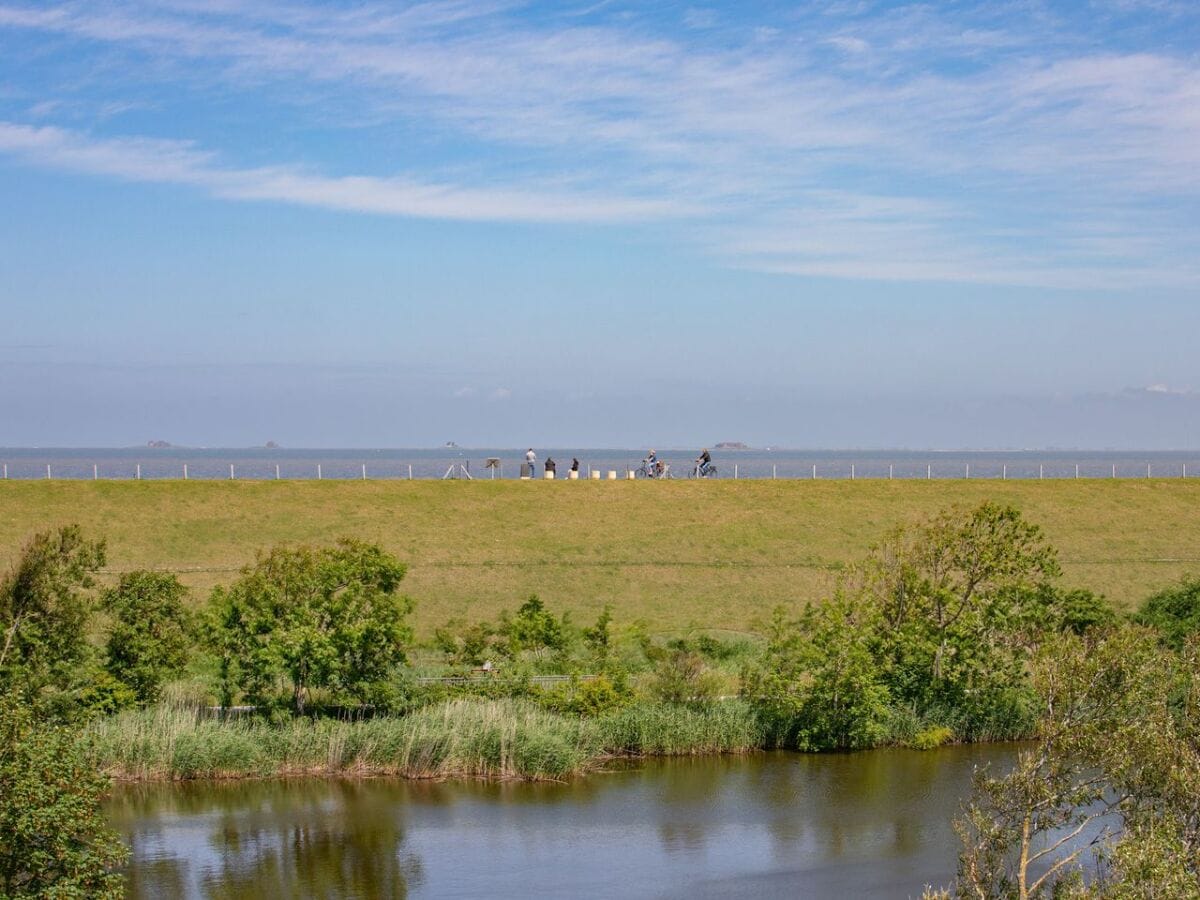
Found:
<box><xmin>713</xmin><ymin>441</ymin><xmax>750</xmax><ymax>450</ymax></box>
<box><xmin>146</xmin><ymin>440</ymin><xmax>173</xmax><ymax>449</ymax></box>
<box><xmin>264</xmin><ymin>441</ymin><xmax>280</xmax><ymax>449</ymax></box>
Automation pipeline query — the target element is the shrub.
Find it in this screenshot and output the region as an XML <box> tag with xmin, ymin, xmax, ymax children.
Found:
<box><xmin>744</xmin><ymin>598</ymin><xmax>891</xmax><ymax>751</ymax></box>
<box><xmin>1136</xmin><ymin>576</ymin><xmax>1200</xmax><ymax>650</ymax></box>
<box><xmin>582</xmin><ymin>606</ymin><xmax>614</xmax><ymax>665</ymax></box>
<box><xmin>650</xmin><ymin>650</ymin><xmax>722</xmax><ymax>704</ymax></box>
<box><xmin>501</xmin><ymin>595</ymin><xmax>569</xmax><ymax>654</ymax></box>
<box><xmin>0</xmin><ymin>698</ymin><xmax>127</xmax><ymax>897</ymax></box>
<box><xmin>74</xmin><ymin>670</ymin><xmax>139</xmax><ymax>717</ymax></box>
<box><xmin>102</xmin><ymin>570</ymin><xmax>192</xmax><ymax>704</ymax></box>
<box><xmin>538</xmin><ymin>675</ymin><xmax>631</xmax><ymax>717</ymax></box>
<box><xmin>909</xmin><ymin>725</ymin><xmax>954</xmax><ymax>750</ymax></box>
<box><xmin>206</xmin><ymin>539</ymin><xmax>413</xmax><ymax>713</ymax></box>
<box><xmin>0</xmin><ymin>526</ymin><xmax>106</xmax><ymax>702</ymax></box>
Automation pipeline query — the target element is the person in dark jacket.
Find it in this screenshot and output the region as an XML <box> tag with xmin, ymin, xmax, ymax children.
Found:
<box><xmin>545</xmin><ymin>457</ymin><xmax>557</xmax><ymax>476</ymax></box>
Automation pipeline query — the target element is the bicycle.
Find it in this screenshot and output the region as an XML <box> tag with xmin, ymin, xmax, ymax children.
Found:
<box><xmin>690</xmin><ymin>462</ymin><xmax>718</xmax><ymax>478</ymax></box>
<box><xmin>637</xmin><ymin>459</ymin><xmax>672</xmax><ymax>479</ymax></box>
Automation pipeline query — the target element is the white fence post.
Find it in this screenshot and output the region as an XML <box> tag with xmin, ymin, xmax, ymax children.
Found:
<box><xmin>46</xmin><ymin>464</ymin><xmax>51</xmax><ymax>480</ymax></box>
<box><xmin>184</xmin><ymin>464</ymin><xmax>188</xmax><ymax>480</ymax></box>
<box><xmin>734</xmin><ymin>464</ymin><xmax>738</xmax><ymax>479</ymax></box>
<box><xmin>93</xmin><ymin>464</ymin><xmax>98</xmax><ymax>480</ymax></box>
<box><xmin>275</xmin><ymin>464</ymin><xmax>280</xmax><ymax>480</ymax></box>
<box><xmin>889</xmin><ymin>464</ymin><xmax>893</xmax><ymax>479</ymax></box>
<box><xmin>3</xmin><ymin>463</ymin><xmax>6</xmax><ymax>479</ymax></box>
<box><xmin>1002</xmin><ymin>464</ymin><xmax>1007</xmax><ymax>480</ymax></box>
<box><xmin>362</xmin><ymin>464</ymin><xmax>367</xmax><ymax>480</ymax></box>
<box><xmin>317</xmin><ymin>464</ymin><xmax>322</xmax><ymax>480</ymax></box>
<box><xmin>1112</xmin><ymin>464</ymin><xmax>1116</xmax><ymax>479</ymax></box>
<box><xmin>927</xmin><ymin>464</ymin><xmax>931</xmax><ymax>479</ymax></box>
<box><xmin>1147</xmin><ymin>463</ymin><xmax>1151</xmax><ymax>478</ymax></box>
<box><xmin>851</xmin><ymin>463</ymin><xmax>855</xmax><ymax>480</ymax></box>
<box><xmin>965</xmin><ymin>464</ymin><xmax>969</xmax><ymax>479</ymax></box>
<box><xmin>1075</xmin><ymin>464</ymin><xmax>1080</xmax><ymax>479</ymax></box>
<box><xmin>1039</xmin><ymin>464</ymin><xmax>1043</xmax><ymax>480</ymax></box>
<box><xmin>772</xmin><ymin>464</ymin><xmax>776</xmax><ymax>479</ymax></box>
<box><xmin>408</xmin><ymin>464</ymin><xmax>413</xmax><ymax>480</ymax></box>
<box><xmin>812</xmin><ymin>464</ymin><xmax>817</xmax><ymax>479</ymax></box>
<box><xmin>230</xmin><ymin>464</ymin><xmax>235</xmax><ymax>480</ymax></box>
<box><xmin>136</xmin><ymin>464</ymin><xmax>141</xmax><ymax>480</ymax></box>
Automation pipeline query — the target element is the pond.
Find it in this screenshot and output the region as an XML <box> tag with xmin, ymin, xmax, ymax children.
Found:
<box><xmin>106</xmin><ymin>744</ymin><xmax>1019</xmax><ymax>899</ymax></box>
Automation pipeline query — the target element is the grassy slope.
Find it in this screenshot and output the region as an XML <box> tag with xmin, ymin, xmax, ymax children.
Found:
<box><xmin>1</xmin><ymin>479</ymin><xmax>1197</xmax><ymax>633</ymax></box>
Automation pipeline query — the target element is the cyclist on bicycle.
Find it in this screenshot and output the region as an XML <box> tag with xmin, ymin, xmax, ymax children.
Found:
<box><xmin>646</xmin><ymin>449</ymin><xmax>664</xmax><ymax>478</ymax></box>
<box><xmin>695</xmin><ymin>448</ymin><xmax>712</xmax><ymax>477</ymax></box>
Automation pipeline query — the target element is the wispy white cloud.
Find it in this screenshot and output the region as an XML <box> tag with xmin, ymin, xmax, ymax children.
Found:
<box><xmin>0</xmin><ymin>121</ymin><xmax>685</xmax><ymax>223</ymax></box>
<box><xmin>1</xmin><ymin>0</ymin><xmax>1199</xmax><ymax>286</ymax></box>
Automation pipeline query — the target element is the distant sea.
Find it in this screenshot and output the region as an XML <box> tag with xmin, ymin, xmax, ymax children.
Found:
<box><xmin>1</xmin><ymin>447</ymin><xmax>1198</xmax><ymax>480</ymax></box>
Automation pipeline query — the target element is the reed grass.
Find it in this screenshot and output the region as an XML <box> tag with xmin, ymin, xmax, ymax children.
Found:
<box><xmin>87</xmin><ymin>698</ymin><xmax>772</xmax><ymax>781</ymax></box>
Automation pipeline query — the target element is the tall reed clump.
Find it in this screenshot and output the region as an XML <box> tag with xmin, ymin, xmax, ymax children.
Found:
<box><xmin>89</xmin><ymin>699</ymin><xmax>594</xmax><ymax>781</ymax></box>
<box><xmin>87</xmin><ymin>703</ymin><xmax>209</xmax><ymax>780</ymax></box>
<box><xmin>589</xmin><ymin>700</ymin><xmax>764</xmax><ymax>756</ymax></box>
<box><xmin>345</xmin><ymin>699</ymin><xmax>589</xmax><ymax>779</ymax></box>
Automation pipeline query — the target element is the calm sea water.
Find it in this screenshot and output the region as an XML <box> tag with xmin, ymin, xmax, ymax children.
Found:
<box><xmin>2</xmin><ymin>447</ymin><xmax>1199</xmax><ymax>480</ymax></box>
<box><xmin>107</xmin><ymin>746</ymin><xmax>1023</xmax><ymax>900</ymax></box>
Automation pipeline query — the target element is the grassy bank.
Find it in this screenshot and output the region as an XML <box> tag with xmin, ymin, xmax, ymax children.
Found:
<box><xmin>87</xmin><ymin>699</ymin><xmax>767</xmax><ymax>781</ymax></box>
<box><xmin>2</xmin><ymin>479</ymin><xmax>1198</xmax><ymax>631</ymax></box>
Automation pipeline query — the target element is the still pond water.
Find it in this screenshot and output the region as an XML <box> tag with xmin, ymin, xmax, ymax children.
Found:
<box><xmin>107</xmin><ymin>745</ymin><xmax>1019</xmax><ymax>899</ymax></box>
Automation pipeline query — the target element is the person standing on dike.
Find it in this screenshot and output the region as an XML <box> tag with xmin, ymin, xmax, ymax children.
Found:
<box><xmin>525</xmin><ymin>448</ymin><xmax>536</xmax><ymax>478</ymax></box>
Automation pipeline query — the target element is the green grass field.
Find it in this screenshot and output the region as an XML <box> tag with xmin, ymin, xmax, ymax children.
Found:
<box><xmin>2</xmin><ymin>479</ymin><xmax>1197</xmax><ymax>634</ymax></box>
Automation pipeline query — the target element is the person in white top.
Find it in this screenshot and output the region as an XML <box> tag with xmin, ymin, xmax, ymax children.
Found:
<box><xmin>525</xmin><ymin>448</ymin><xmax>536</xmax><ymax>478</ymax></box>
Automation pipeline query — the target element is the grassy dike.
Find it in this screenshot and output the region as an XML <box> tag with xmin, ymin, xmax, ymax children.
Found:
<box><xmin>87</xmin><ymin>699</ymin><xmax>767</xmax><ymax>782</ymax></box>
<box><xmin>2</xmin><ymin>478</ymin><xmax>1198</xmax><ymax>633</ymax></box>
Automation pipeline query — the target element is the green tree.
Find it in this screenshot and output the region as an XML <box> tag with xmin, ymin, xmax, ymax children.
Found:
<box><xmin>208</xmin><ymin>540</ymin><xmax>413</xmax><ymax>714</ymax></box>
<box><xmin>433</xmin><ymin>618</ymin><xmax>500</xmax><ymax>667</ymax></box>
<box><xmin>582</xmin><ymin>605</ymin><xmax>614</xmax><ymax>666</ymax></box>
<box><xmin>866</xmin><ymin>502</ymin><xmax>1060</xmax><ymax>709</ymax></box>
<box><xmin>0</xmin><ymin>526</ymin><xmax>106</xmax><ymax>700</ymax></box>
<box><xmin>951</xmin><ymin>627</ymin><xmax>1200</xmax><ymax>898</ymax></box>
<box><xmin>744</xmin><ymin>594</ymin><xmax>891</xmax><ymax>750</ymax></box>
<box><xmin>1135</xmin><ymin>575</ymin><xmax>1200</xmax><ymax>650</ymax></box>
<box><xmin>0</xmin><ymin>698</ymin><xmax>128</xmax><ymax>898</ymax></box>
<box><xmin>103</xmin><ymin>570</ymin><xmax>192</xmax><ymax>705</ymax></box>
<box><xmin>500</xmin><ymin>595</ymin><xmax>568</xmax><ymax>655</ymax></box>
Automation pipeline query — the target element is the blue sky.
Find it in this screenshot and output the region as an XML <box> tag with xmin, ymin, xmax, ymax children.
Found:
<box><xmin>1</xmin><ymin>0</ymin><xmax>1198</xmax><ymax>448</ymax></box>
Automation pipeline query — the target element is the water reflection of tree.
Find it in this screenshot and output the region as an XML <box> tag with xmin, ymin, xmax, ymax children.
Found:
<box><xmin>636</xmin><ymin>748</ymin><xmax>1009</xmax><ymax>871</ymax></box>
<box><xmin>759</xmin><ymin>746</ymin><xmax>1012</xmax><ymax>865</ymax></box>
<box><xmin>113</xmin><ymin>779</ymin><xmax>422</xmax><ymax>899</ymax></box>
<box><xmin>201</xmin><ymin>780</ymin><xmax>424</xmax><ymax>899</ymax></box>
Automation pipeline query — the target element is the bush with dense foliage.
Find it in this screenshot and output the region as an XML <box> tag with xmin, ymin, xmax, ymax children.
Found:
<box><xmin>103</xmin><ymin>570</ymin><xmax>192</xmax><ymax>705</ymax></box>
<box><xmin>0</xmin><ymin>525</ymin><xmax>106</xmax><ymax>704</ymax></box>
<box><xmin>0</xmin><ymin>698</ymin><xmax>128</xmax><ymax>897</ymax></box>
<box><xmin>207</xmin><ymin>539</ymin><xmax>413</xmax><ymax>713</ymax></box>
<box><xmin>743</xmin><ymin>502</ymin><xmax>1070</xmax><ymax>749</ymax></box>
<box><xmin>744</xmin><ymin>593</ymin><xmax>891</xmax><ymax>750</ymax></box>
<box><xmin>1135</xmin><ymin>575</ymin><xmax>1200</xmax><ymax>650</ymax></box>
